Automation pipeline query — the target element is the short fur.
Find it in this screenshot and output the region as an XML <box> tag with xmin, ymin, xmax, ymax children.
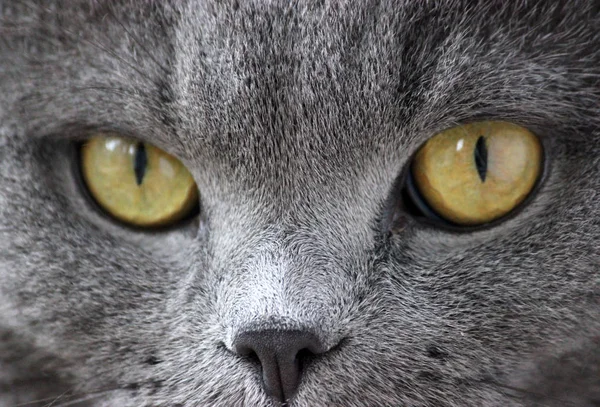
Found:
<box><xmin>0</xmin><ymin>1</ymin><xmax>599</xmax><ymax>406</ymax></box>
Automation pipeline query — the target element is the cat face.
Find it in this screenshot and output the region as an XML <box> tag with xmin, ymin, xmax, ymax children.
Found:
<box><xmin>0</xmin><ymin>1</ymin><xmax>598</xmax><ymax>406</ymax></box>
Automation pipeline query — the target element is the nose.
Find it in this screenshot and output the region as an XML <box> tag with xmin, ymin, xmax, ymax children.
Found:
<box><xmin>233</xmin><ymin>329</ymin><xmax>328</xmax><ymax>403</ymax></box>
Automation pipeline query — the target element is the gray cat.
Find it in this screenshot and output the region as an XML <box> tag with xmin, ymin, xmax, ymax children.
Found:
<box><xmin>1</xmin><ymin>1</ymin><xmax>599</xmax><ymax>406</ymax></box>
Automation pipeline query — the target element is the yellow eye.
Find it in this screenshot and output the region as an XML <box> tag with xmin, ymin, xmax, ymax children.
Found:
<box><xmin>81</xmin><ymin>135</ymin><xmax>199</xmax><ymax>228</ymax></box>
<box><xmin>411</xmin><ymin>121</ymin><xmax>542</xmax><ymax>226</ymax></box>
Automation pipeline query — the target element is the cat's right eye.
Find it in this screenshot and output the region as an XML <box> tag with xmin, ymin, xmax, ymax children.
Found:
<box><xmin>80</xmin><ymin>135</ymin><xmax>199</xmax><ymax>228</ymax></box>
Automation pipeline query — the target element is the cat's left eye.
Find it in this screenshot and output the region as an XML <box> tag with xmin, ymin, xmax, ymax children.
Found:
<box><xmin>80</xmin><ymin>135</ymin><xmax>199</xmax><ymax>228</ymax></box>
<box><xmin>405</xmin><ymin>121</ymin><xmax>543</xmax><ymax>227</ymax></box>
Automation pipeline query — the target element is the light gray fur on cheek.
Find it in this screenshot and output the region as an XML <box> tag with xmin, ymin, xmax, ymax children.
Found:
<box><xmin>1</xmin><ymin>1</ymin><xmax>599</xmax><ymax>406</ymax></box>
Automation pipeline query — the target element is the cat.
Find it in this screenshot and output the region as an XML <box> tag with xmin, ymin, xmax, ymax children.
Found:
<box><xmin>0</xmin><ymin>0</ymin><xmax>599</xmax><ymax>406</ymax></box>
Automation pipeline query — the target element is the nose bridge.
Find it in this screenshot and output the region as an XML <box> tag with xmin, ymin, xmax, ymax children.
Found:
<box><xmin>211</xmin><ymin>179</ymin><xmax>379</xmax><ymax>342</ymax></box>
<box><xmin>220</xmin><ymin>239</ymin><xmax>318</xmax><ymax>323</ymax></box>
<box><xmin>217</xmin><ymin>229</ymin><xmax>352</xmax><ymax>349</ymax></box>
<box><xmin>225</xmin><ymin>242</ymin><xmax>293</xmax><ymax>321</ymax></box>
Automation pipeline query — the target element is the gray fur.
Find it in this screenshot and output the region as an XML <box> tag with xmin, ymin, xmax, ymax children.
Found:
<box><xmin>0</xmin><ymin>0</ymin><xmax>599</xmax><ymax>406</ymax></box>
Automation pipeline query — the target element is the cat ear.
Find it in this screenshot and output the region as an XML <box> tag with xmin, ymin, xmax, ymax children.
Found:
<box><xmin>509</xmin><ymin>333</ymin><xmax>600</xmax><ymax>406</ymax></box>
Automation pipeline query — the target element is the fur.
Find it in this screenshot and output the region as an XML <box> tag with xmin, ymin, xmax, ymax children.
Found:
<box><xmin>0</xmin><ymin>1</ymin><xmax>599</xmax><ymax>406</ymax></box>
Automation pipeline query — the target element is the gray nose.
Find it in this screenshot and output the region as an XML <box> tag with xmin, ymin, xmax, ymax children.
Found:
<box><xmin>233</xmin><ymin>329</ymin><xmax>328</xmax><ymax>403</ymax></box>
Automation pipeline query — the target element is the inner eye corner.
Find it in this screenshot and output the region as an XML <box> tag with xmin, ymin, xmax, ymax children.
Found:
<box><xmin>400</xmin><ymin>171</ymin><xmax>446</xmax><ymax>224</ymax></box>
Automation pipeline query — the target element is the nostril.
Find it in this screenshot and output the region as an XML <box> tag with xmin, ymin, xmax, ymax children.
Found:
<box><xmin>242</xmin><ymin>349</ymin><xmax>261</xmax><ymax>366</ymax></box>
<box><xmin>295</xmin><ymin>347</ymin><xmax>316</xmax><ymax>371</ymax></box>
<box><xmin>234</xmin><ymin>343</ymin><xmax>254</xmax><ymax>357</ymax></box>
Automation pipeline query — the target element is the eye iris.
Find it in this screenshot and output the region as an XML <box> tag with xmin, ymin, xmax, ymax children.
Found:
<box><xmin>411</xmin><ymin>121</ymin><xmax>542</xmax><ymax>226</ymax></box>
<box><xmin>81</xmin><ymin>135</ymin><xmax>199</xmax><ymax>228</ymax></box>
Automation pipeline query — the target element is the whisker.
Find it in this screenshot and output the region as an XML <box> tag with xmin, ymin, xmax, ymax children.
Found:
<box><xmin>12</xmin><ymin>384</ymin><xmax>129</xmax><ymax>407</ymax></box>
<box><xmin>42</xmin><ymin>389</ymin><xmax>69</xmax><ymax>407</ymax></box>
<box><xmin>70</xmin><ymin>85</ymin><xmax>152</xmax><ymax>100</ymax></box>
<box><xmin>103</xmin><ymin>5</ymin><xmax>171</xmax><ymax>76</ymax></box>
<box><xmin>69</xmin><ymin>85</ymin><xmax>168</xmax><ymax>119</ymax></box>
<box><xmin>43</xmin><ymin>392</ymin><xmax>110</xmax><ymax>407</ymax></box>
<box><xmin>64</xmin><ymin>30</ymin><xmax>157</xmax><ymax>86</ymax></box>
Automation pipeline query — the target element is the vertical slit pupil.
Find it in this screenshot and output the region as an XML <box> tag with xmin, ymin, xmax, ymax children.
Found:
<box><xmin>474</xmin><ymin>136</ymin><xmax>488</xmax><ymax>182</ymax></box>
<box><xmin>134</xmin><ymin>143</ymin><xmax>148</xmax><ymax>185</ymax></box>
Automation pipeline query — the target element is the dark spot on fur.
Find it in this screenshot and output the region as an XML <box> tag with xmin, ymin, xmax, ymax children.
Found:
<box><xmin>0</xmin><ymin>331</ymin><xmax>13</xmax><ymax>341</ymax></box>
<box><xmin>156</xmin><ymin>78</ymin><xmax>180</xmax><ymax>129</ymax></box>
<box><xmin>157</xmin><ymin>78</ymin><xmax>173</xmax><ymax>106</ymax></box>
<box><xmin>426</xmin><ymin>344</ymin><xmax>449</xmax><ymax>361</ymax></box>
<box><xmin>145</xmin><ymin>355</ymin><xmax>162</xmax><ymax>365</ymax></box>
<box><xmin>148</xmin><ymin>380</ymin><xmax>165</xmax><ymax>395</ymax></box>
<box><xmin>125</xmin><ymin>382</ymin><xmax>140</xmax><ymax>390</ymax></box>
